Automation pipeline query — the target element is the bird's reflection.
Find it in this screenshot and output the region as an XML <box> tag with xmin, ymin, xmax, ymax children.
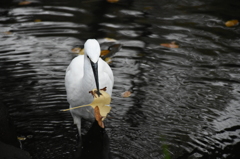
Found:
<box><xmin>72</xmin><ymin>120</ymin><xmax>111</xmax><ymax>159</ymax></box>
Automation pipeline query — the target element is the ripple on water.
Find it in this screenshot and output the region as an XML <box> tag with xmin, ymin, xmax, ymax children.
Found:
<box><xmin>1</xmin><ymin>0</ymin><xmax>240</xmax><ymax>158</ymax></box>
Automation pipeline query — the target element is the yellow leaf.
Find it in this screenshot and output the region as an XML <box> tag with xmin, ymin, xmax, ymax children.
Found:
<box><xmin>61</xmin><ymin>89</ymin><xmax>111</xmax><ymax>120</ymax></box>
<box><xmin>121</xmin><ymin>91</ymin><xmax>131</xmax><ymax>98</ymax></box>
<box><xmin>79</xmin><ymin>48</ymin><xmax>84</xmax><ymax>55</ymax></box>
<box><xmin>225</xmin><ymin>20</ymin><xmax>239</xmax><ymax>27</ymax></box>
<box><xmin>18</xmin><ymin>136</ymin><xmax>26</xmax><ymax>141</ymax></box>
<box><xmin>160</xmin><ymin>41</ymin><xmax>179</xmax><ymax>48</ymax></box>
<box><xmin>19</xmin><ymin>1</ymin><xmax>31</xmax><ymax>5</ymax></box>
<box><xmin>88</xmin><ymin>89</ymin><xmax>111</xmax><ymax>119</ymax></box>
<box><xmin>104</xmin><ymin>37</ymin><xmax>117</xmax><ymax>42</ymax></box>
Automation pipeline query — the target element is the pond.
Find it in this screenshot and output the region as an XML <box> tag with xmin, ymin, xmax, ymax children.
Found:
<box><xmin>0</xmin><ymin>0</ymin><xmax>240</xmax><ymax>158</ymax></box>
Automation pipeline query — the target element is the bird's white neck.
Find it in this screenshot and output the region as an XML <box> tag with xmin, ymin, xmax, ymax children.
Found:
<box><xmin>82</xmin><ymin>55</ymin><xmax>96</xmax><ymax>94</ymax></box>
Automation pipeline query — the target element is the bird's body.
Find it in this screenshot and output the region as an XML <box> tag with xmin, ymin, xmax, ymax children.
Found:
<box><xmin>65</xmin><ymin>39</ymin><xmax>114</xmax><ymax>135</ymax></box>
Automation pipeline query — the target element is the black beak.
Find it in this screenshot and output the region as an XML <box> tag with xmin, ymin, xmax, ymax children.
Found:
<box><xmin>90</xmin><ymin>61</ymin><xmax>101</xmax><ymax>97</ymax></box>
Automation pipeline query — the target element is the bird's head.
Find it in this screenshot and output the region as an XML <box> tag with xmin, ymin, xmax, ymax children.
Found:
<box><xmin>84</xmin><ymin>39</ymin><xmax>101</xmax><ymax>97</ymax></box>
<box><xmin>84</xmin><ymin>39</ymin><xmax>100</xmax><ymax>63</ymax></box>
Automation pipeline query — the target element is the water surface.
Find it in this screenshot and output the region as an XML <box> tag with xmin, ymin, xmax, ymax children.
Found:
<box><xmin>1</xmin><ymin>0</ymin><xmax>240</xmax><ymax>158</ymax></box>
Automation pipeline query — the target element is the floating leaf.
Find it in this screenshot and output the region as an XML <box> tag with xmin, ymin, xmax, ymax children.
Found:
<box><xmin>101</xmin><ymin>44</ymin><xmax>122</xmax><ymax>61</ymax></box>
<box><xmin>72</xmin><ymin>47</ymin><xmax>117</xmax><ymax>56</ymax></box>
<box><xmin>3</xmin><ymin>31</ymin><xmax>12</xmax><ymax>35</ymax></box>
<box><xmin>71</xmin><ymin>47</ymin><xmax>81</xmax><ymax>53</ymax></box>
<box><xmin>34</xmin><ymin>19</ymin><xmax>41</xmax><ymax>22</ymax></box>
<box><xmin>71</xmin><ymin>47</ymin><xmax>84</xmax><ymax>55</ymax></box>
<box><xmin>79</xmin><ymin>48</ymin><xmax>84</xmax><ymax>55</ymax></box>
<box><xmin>106</xmin><ymin>0</ymin><xmax>119</xmax><ymax>3</ymax></box>
<box><xmin>94</xmin><ymin>106</ymin><xmax>104</xmax><ymax>128</ymax></box>
<box><xmin>104</xmin><ymin>57</ymin><xmax>112</xmax><ymax>64</ymax></box>
<box><xmin>104</xmin><ymin>37</ymin><xmax>117</xmax><ymax>42</ymax></box>
<box><xmin>225</xmin><ymin>20</ymin><xmax>239</xmax><ymax>27</ymax></box>
<box><xmin>100</xmin><ymin>50</ymin><xmax>110</xmax><ymax>57</ymax></box>
<box><xmin>61</xmin><ymin>88</ymin><xmax>111</xmax><ymax>120</ymax></box>
<box><xmin>144</xmin><ymin>6</ymin><xmax>153</xmax><ymax>10</ymax></box>
<box><xmin>160</xmin><ymin>41</ymin><xmax>179</xmax><ymax>48</ymax></box>
<box><xmin>18</xmin><ymin>136</ymin><xmax>26</xmax><ymax>141</ymax></box>
<box><xmin>121</xmin><ymin>91</ymin><xmax>131</xmax><ymax>98</ymax></box>
<box><xmin>19</xmin><ymin>1</ymin><xmax>31</xmax><ymax>5</ymax></box>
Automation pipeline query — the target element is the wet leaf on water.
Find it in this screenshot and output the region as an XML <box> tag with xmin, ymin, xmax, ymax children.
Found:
<box><xmin>144</xmin><ymin>6</ymin><xmax>153</xmax><ymax>10</ymax></box>
<box><xmin>104</xmin><ymin>57</ymin><xmax>112</xmax><ymax>64</ymax></box>
<box><xmin>34</xmin><ymin>19</ymin><xmax>41</xmax><ymax>22</ymax></box>
<box><xmin>121</xmin><ymin>91</ymin><xmax>131</xmax><ymax>98</ymax></box>
<box><xmin>225</xmin><ymin>20</ymin><xmax>239</xmax><ymax>27</ymax></box>
<box><xmin>18</xmin><ymin>136</ymin><xmax>26</xmax><ymax>141</ymax></box>
<box><xmin>94</xmin><ymin>106</ymin><xmax>104</xmax><ymax>128</ymax></box>
<box><xmin>106</xmin><ymin>0</ymin><xmax>119</xmax><ymax>3</ymax></box>
<box><xmin>79</xmin><ymin>48</ymin><xmax>84</xmax><ymax>55</ymax></box>
<box><xmin>160</xmin><ymin>41</ymin><xmax>179</xmax><ymax>48</ymax></box>
<box><xmin>72</xmin><ymin>47</ymin><xmax>116</xmax><ymax>57</ymax></box>
<box><xmin>71</xmin><ymin>47</ymin><xmax>84</xmax><ymax>55</ymax></box>
<box><xmin>104</xmin><ymin>37</ymin><xmax>117</xmax><ymax>42</ymax></box>
<box><xmin>100</xmin><ymin>50</ymin><xmax>110</xmax><ymax>56</ymax></box>
<box><xmin>3</xmin><ymin>31</ymin><xmax>12</xmax><ymax>35</ymax></box>
<box><xmin>61</xmin><ymin>88</ymin><xmax>111</xmax><ymax>120</ymax></box>
<box><xmin>19</xmin><ymin>1</ymin><xmax>32</xmax><ymax>5</ymax></box>
<box><xmin>71</xmin><ymin>47</ymin><xmax>81</xmax><ymax>53</ymax></box>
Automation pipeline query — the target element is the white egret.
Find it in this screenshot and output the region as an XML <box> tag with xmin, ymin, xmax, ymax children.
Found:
<box><xmin>65</xmin><ymin>39</ymin><xmax>114</xmax><ymax>135</ymax></box>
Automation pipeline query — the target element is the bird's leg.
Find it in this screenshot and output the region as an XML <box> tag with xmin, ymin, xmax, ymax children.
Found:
<box><xmin>89</xmin><ymin>88</ymin><xmax>106</xmax><ymax>98</ymax></box>
<box><xmin>96</xmin><ymin>90</ymin><xmax>102</xmax><ymax>97</ymax></box>
<box><xmin>100</xmin><ymin>87</ymin><xmax>107</xmax><ymax>92</ymax></box>
<box><xmin>72</xmin><ymin>115</ymin><xmax>82</xmax><ymax>137</ymax></box>
<box><xmin>89</xmin><ymin>90</ymin><xmax>97</xmax><ymax>98</ymax></box>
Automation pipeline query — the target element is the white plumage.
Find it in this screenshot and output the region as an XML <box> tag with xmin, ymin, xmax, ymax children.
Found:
<box><xmin>65</xmin><ymin>39</ymin><xmax>114</xmax><ymax>135</ymax></box>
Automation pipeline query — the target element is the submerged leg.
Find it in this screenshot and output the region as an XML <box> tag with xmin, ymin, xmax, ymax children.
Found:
<box><xmin>70</xmin><ymin>108</ymin><xmax>82</xmax><ymax>136</ymax></box>
<box><xmin>73</xmin><ymin>115</ymin><xmax>82</xmax><ymax>136</ymax></box>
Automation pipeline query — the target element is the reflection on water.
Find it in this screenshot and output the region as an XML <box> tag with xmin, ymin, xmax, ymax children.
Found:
<box><xmin>1</xmin><ymin>0</ymin><xmax>240</xmax><ymax>158</ymax></box>
<box><xmin>72</xmin><ymin>120</ymin><xmax>111</xmax><ymax>159</ymax></box>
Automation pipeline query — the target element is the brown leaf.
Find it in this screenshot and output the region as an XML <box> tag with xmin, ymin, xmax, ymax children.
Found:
<box><xmin>100</xmin><ymin>50</ymin><xmax>110</xmax><ymax>56</ymax></box>
<box><xmin>34</xmin><ymin>19</ymin><xmax>41</xmax><ymax>22</ymax></box>
<box><xmin>71</xmin><ymin>47</ymin><xmax>81</xmax><ymax>53</ymax></box>
<box><xmin>19</xmin><ymin>1</ymin><xmax>32</xmax><ymax>5</ymax></box>
<box><xmin>3</xmin><ymin>31</ymin><xmax>12</xmax><ymax>35</ymax></box>
<box><xmin>107</xmin><ymin>0</ymin><xmax>119</xmax><ymax>3</ymax></box>
<box><xmin>71</xmin><ymin>47</ymin><xmax>84</xmax><ymax>55</ymax></box>
<box><xmin>225</xmin><ymin>20</ymin><xmax>239</xmax><ymax>27</ymax></box>
<box><xmin>160</xmin><ymin>41</ymin><xmax>179</xmax><ymax>48</ymax></box>
<box><xmin>144</xmin><ymin>6</ymin><xmax>153</xmax><ymax>10</ymax></box>
<box><xmin>121</xmin><ymin>91</ymin><xmax>131</xmax><ymax>98</ymax></box>
<box><xmin>94</xmin><ymin>106</ymin><xmax>104</xmax><ymax>128</ymax></box>
<box><xmin>104</xmin><ymin>57</ymin><xmax>112</xmax><ymax>64</ymax></box>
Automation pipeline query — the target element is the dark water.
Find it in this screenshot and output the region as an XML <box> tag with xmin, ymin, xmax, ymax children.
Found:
<box><xmin>1</xmin><ymin>0</ymin><xmax>240</xmax><ymax>158</ymax></box>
